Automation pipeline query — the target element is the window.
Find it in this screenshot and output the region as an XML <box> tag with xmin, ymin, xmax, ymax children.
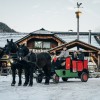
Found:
<box><xmin>43</xmin><ymin>42</ymin><xmax>50</xmax><ymax>49</ymax></box>
<box><xmin>35</xmin><ymin>41</ymin><xmax>42</xmax><ymax>48</ymax></box>
<box><xmin>34</xmin><ymin>41</ymin><xmax>50</xmax><ymax>49</ymax></box>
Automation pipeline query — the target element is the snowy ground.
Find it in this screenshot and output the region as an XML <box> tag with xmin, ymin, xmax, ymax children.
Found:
<box><xmin>0</xmin><ymin>75</ymin><xmax>100</xmax><ymax>100</ymax></box>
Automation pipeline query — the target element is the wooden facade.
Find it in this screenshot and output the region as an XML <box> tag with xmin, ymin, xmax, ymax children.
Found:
<box><xmin>15</xmin><ymin>33</ymin><xmax>65</xmax><ymax>52</ymax></box>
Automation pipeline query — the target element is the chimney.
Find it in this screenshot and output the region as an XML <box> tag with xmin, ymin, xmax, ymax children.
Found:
<box><xmin>88</xmin><ymin>30</ymin><xmax>91</xmax><ymax>44</ymax></box>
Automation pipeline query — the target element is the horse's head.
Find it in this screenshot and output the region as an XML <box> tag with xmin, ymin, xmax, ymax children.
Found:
<box><xmin>4</xmin><ymin>39</ymin><xmax>18</xmax><ymax>55</ymax></box>
<box><xmin>17</xmin><ymin>44</ymin><xmax>29</xmax><ymax>61</ymax></box>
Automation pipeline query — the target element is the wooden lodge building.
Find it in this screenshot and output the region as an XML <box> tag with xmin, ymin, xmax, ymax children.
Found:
<box><xmin>15</xmin><ymin>28</ymin><xmax>65</xmax><ymax>52</ymax></box>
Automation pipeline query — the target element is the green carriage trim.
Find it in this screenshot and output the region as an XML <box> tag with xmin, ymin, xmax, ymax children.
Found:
<box><xmin>55</xmin><ymin>69</ymin><xmax>78</xmax><ymax>78</ymax></box>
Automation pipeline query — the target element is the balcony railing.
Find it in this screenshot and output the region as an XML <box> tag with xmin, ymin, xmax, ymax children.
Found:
<box><xmin>29</xmin><ymin>48</ymin><xmax>50</xmax><ymax>53</ymax></box>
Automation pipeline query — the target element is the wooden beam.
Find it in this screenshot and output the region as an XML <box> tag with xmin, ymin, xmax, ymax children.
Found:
<box><xmin>49</xmin><ymin>40</ymin><xmax>100</xmax><ymax>53</ymax></box>
<box><xmin>98</xmin><ymin>51</ymin><xmax>100</xmax><ymax>69</ymax></box>
<box><xmin>18</xmin><ymin>35</ymin><xmax>64</xmax><ymax>46</ymax></box>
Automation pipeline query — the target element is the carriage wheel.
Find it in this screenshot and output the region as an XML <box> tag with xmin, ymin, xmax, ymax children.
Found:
<box><xmin>62</xmin><ymin>77</ymin><xmax>68</xmax><ymax>82</ymax></box>
<box><xmin>81</xmin><ymin>72</ymin><xmax>88</xmax><ymax>82</ymax></box>
<box><xmin>53</xmin><ymin>74</ymin><xmax>59</xmax><ymax>83</ymax></box>
<box><xmin>36</xmin><ymin>74</ymin><xmax>43</xmax><ymax>83</ymax></box>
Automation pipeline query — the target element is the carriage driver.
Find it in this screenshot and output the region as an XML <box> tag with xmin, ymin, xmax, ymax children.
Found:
<box><xmin>58</xmin><ymin>47</ymin><xmax>69</xmax><ymax>59</ymax></box>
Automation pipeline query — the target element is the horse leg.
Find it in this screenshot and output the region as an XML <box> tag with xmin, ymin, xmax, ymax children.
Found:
<box><xmin>11</xmin><ymin>64</ymin><xmax>16</xmax><ymax>86</ymax></box>
<box><xmin>43</xmin><ymin>66</ymin><xmax>51</xmax><ymax>85</ymax></box>
<box><xmin>18</xmin><ymin>68</ymin><xmax>22</xmax><ymax>86</ymax></box>
<box><xmin>29</xmin><ymin>65</ymin><xmax>34</xmax><ymax>86</ymax></box>
<box><xmin>23</xmin><ymin>68</ymin><xmax>29</xmax><ymax>86</ymax></box>
<box><xmin>29</xmin><ymin>73</ymin><xmax>33</xmax><ymax>86</ymax></box>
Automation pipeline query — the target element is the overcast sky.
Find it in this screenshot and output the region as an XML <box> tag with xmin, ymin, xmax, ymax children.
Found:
<box><xmin>0</xmin><ymin>0</ymin><xmax>100</xmax><ymax>32</ymax></box>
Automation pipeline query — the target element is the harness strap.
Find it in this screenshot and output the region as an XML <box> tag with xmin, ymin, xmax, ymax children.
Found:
<box><xmin>34</xmin><ymin>52</ymin><xmax>38</xmax><ymax>63</ymax></box>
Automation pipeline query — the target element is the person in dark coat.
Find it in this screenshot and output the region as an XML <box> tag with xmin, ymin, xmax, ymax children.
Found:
<box><xmin>77</xmin><ymin>50</ymin><xmax>84</xmax><ymax>61</ymax></box>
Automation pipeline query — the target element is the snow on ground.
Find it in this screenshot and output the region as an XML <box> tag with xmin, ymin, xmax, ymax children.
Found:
<box><xmin>0</xmin><ymin>75</ymin><xmax>100</xmax><ymax>100</ymax></box>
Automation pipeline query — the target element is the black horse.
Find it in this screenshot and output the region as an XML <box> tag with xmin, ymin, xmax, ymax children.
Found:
<box><xmin>13</xmin><ymin>44</ymin><xmax>31</xmax><ymax>86</ymax></box>
<box><xmin>2</xmin><ymin>39</ymin><xmax>27</xmax><ymax>86</ymax></box>
<box><xmin>17</xmin><ymin>45</ymin><xmax>52</xmax><ymax>85</ymax></box>
<box><xmin>5</xmin><ymin>39</ymin><xmax>35</xmax><ymax>86</ymax></box>
<box><xmin>3</xmin><ymin>39</ymin><xmax>24</xmax><ymax>86</ymax></box>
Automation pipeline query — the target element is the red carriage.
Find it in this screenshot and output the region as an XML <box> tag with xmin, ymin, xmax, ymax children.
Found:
<box><xmin>52</xmin><ymin>56</ymin><xmax>89</xmax><ymax>83</ymax></box>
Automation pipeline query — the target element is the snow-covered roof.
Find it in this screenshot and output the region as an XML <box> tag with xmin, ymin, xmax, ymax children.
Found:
<box><xmin>56</xmin><ymin>34</ymin><xmax>100</xmax><ymax>48</ymax></box>
<box><xmin>53</xmin><ymin>31</ymin><xmax>100</xmax><ymax>35</ymax></box>
<box><xmin>31</xmin><ymin>28</ymin><xmax>53</xmax><ymax>34</ymax></box>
